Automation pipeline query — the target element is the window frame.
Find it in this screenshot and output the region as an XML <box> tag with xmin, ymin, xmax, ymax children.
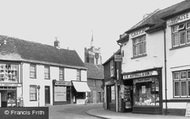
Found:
<box><xmin>59</xmin><ymin>67</ymin><xmax>65</xmax><ymax>81</ymax></box>
<box><xmin>30</xmin><ymin>64</ymin><xmax>36</xmax><ymax>79</ymax></box>
<box><xmin>76</xmin><ymin>69</ymin><xmax>81</xmax><ymax>81</ymax></box>
<box><xmin>171</xmin><ymin>21</ymin><xmax>190</xmax><ymax>48</ymax></box>
<box><xmin>173</xmin><ymin>70</ymin><xmax>190</xmax><ymax>98</ymax></box>
<box><xmin>132</xmin><ymin>35</ymin><xmax>146</xmax><ymax>58</ymax></box>
<box><xmin>29</xmin><ymin>85</ymin><xmax>37</xmax><ymax>101</ymax></box>
<box><xmin>44</xmin><ymin>66</ymin><xmax>50</xmax><ymax>79</ymax></box>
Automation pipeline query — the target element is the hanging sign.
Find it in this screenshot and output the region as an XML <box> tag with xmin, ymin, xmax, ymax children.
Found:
<box><xmin>114</xmin><ymin>55</ymin><xmax>122</xmax><ymax>62</ymax></box>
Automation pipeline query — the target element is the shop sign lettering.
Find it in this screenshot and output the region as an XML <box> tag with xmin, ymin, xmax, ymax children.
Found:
<box><xmin>0</xmin><ymin>83</ymin><xmax>21</xmax><ymax>87</ymax></box>
<box><xmin>169</xmin><ymin>12</ymin><xmax>190</xmax><ymax>25</ymax></box>
<box><xmin>55</xmin><ymin>81</ymin><xmax>71</xmax><ymax>86</ymax></box>
<box><xmin>130</xmin><ymin>27</ymin><xmax>148</xmax><ymax>38</ymax></box>
<box><xmin>0</xmin><ymin>107</ymin><xmax>49</xmax><ymax>119</ymax></box>
<box><xmin>123</xmin><ymin>70</ymin><xmax>158</xmax><ymax>80</ymax></box>
<box><xmin>114</xmin><ymin>55</ymin><xmax>122</xmax><ymax>62</ymax></box>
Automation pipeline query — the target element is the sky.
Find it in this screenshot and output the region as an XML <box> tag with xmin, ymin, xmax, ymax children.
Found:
<box><xmin>0</xmin><ymin>0</ymin><xmax>184</xmax><ymax>63</ymax></box>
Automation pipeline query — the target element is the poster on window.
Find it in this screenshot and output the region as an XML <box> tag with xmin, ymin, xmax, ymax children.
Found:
<box><xmin>142</xmin><ymin>86</ymin><xmax>146</xmax><ymax>94</ymax></box>
<box><xmin>54</xmin><ymin>86</ymin><xmax>66</xmax><ymax>102</ymax></box>
<box><xmin>111</xmin><ymin>86</ymin><xmax>115</xmax><ymax>100</ymax></box>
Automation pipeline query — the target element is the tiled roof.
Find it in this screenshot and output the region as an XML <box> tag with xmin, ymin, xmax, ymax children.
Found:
<box><xmin>0</xmin><ymin>35</ymin><xmax>86</xmax><ymax>69</ymax></box>
<box><xmin>84</xmin><ymin>63</ymin><xmax>104</xmax><ymax>80</ymax></box>
<box><xmin>126</xmin><ymin>0</ymin><xmax>190</xmax><ymax>33</ymax></box>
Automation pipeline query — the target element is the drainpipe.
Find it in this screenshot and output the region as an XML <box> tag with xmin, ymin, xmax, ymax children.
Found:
<box><xmin>164</xmin><ymin>28</ymin><xmax>168</xmax><ymax>115</ymax></box>
<box><xmin>116</xmin><ymin>42</ymin><xmax>122</xmax><ymax>112</ymax></box>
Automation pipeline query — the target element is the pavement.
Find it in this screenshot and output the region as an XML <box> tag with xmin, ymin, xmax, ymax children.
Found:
<box><xmin>86</xmin><ymin>107</ymin><xmax>190</xmax><ymax>119</ymax></box>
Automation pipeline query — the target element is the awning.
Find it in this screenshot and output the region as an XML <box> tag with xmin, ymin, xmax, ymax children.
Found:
<box><xmin>72</xmin><ymin>81</ymin><xmax>91</xmax><ymax>92</ymax></box>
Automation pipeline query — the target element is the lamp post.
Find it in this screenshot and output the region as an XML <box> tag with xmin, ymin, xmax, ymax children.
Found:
<box><xmin>37</xmin><ymin>85</ymin><xmax>40</xmax><ymax>107</ymax></box>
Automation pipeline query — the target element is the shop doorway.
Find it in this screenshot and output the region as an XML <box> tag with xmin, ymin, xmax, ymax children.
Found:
<box><xmin>122</xmin><ymin>80</ymin><xmax>133</xmax><ymax>112</ymax></box>
<box><xmin>45</xmin><ymin>86</ymin><xmax>50</xmax><ymax>105</ymax></box>
<box><xmin>98</xmin><ymin>92</ymin><xmax>101</xmax><ymax>103</ymax></box>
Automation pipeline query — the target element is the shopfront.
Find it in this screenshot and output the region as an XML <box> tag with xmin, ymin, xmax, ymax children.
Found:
<box><xmin>0</xmin><ymin>63</ymin><xmax>21</xmax><ymax>107</ymax></box>
<box><xmin>53</xmin><ymin>80</ymin><xmax>72</xmax><ymax>105</ymax></box>
<box><xmin>105</xmin><ymin>78</ymin><xmax>116</xmax><ymax>111</ymax></box>
<box><xmin>72</xmin><ymin>81</ymin><xmax>91</xmax><ymax>104</ymax></box>
<box><xmin>122</xmin><ymin>68</ymin><xmax>163</xmax><ymax>114</ymax></box>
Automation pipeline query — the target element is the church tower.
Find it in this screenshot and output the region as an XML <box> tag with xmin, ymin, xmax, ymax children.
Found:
<box><xmin>84</xmin><ymin>34</ymin><xmax>102</xmax><ymax>65</ymax></box>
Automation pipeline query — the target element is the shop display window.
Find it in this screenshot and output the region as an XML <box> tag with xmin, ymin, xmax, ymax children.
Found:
<box><xmin>133</xmin><ymin>78</ymin><xmax>159</xmax><ymax>106</ymax></box>
<box><xmin>0</xmin><ymin>64</ymin><xmax>19</xmax><ymax>82</ymax></box>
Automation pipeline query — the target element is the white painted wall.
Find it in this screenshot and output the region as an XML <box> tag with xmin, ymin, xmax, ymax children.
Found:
<box><xmin>121</xmin><ymin>30</ymin><xmax>164</xmax><ymax>73</ymax></box>
<box><xmin>81</xmin><ymin>70</ymin><xmax>87</xmax><ymax>81</ymax></box>
<box><xmin>22</xmin><ymin>63</ymin><xmax>87</xmax><ymax>107</ymax></box>
<box><xmin>65</xmin><ymin>68</ymin><xmax>77</xmax><ymax>81</ymax></box>
<box><xmin>165</xmin><ymin>17</ymin><xmax>190</xmax><ymax>109</ymax></box>
<box><xmin>121</xmin><ymin>29</ymin><xmax>166</xmax><ymax>107</ymax></box>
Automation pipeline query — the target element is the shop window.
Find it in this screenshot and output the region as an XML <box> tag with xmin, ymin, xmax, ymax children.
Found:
<box><xmin>171</xmin><ymin>21</ymin><xmax>190</xmax><ymax>48</ymax></box>
<box><xmin>133</xmin><ymin>78</ymin><xmax>159</xmax><ymax>106</ymax></box>
<box><xmin>30</xmin><ymin>64</ymin><xmax>36</xmax><ymax>79</ymax></box>
<box><xmin>59</xmin><ymin>68</ymin><xmax>64</xmax><ymax>81</ymax></box>
<box><xmin>173</xmin><ymin>70</ymin><xmax>190</xmax><ymax>97</ymax></box>
<box><xmin>44</xmin><ymin>66</ymin><xmax>50</xmax><ymax>79</ymax></box>
<box><xmin>0</xmin><ymin>64</ymin><xmax>19</xmax><ymax>82</ymax></box>
<box><xmin>111</xmin><ymin>85</ymin><xmax>115</xmax><ymax>102</ymax></box>
<box><xmin>133</xmin><ymin>35</ymin><xmax>146</xmax><ymax>58</ymax></box>
<box><xmin>30</xmin><ymin>85</ymin><xmax>37</xmax><ymax>101</ymax></box>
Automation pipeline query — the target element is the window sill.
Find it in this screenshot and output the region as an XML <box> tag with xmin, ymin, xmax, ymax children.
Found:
<box><xmin>131</xmin><ymin>54</ymin><xmax>147</xmax><ymax>59</ymax></box>
<box><xmin>30</xmin><ymin>77</ymin><xmax>37</xmax><ymax>79</ymax></box>
<box><xmin>170</xmin><ymin>44</ymin><xmax>190</xmax><ymax>50</ymax></box>
<box><xmin>30</xmin><ymin>100</ymin><xmax>37</xmax><ymax>102</ymax></box>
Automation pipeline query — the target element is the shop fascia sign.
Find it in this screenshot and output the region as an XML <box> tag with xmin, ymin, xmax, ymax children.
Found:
<box><xmin>0</xmin><ymin>83</ymin><xmax>21</xmax><ymax>87</ymax></box>
<box><xmin>54</xmin><ymin>81</ymin><xmax>72</xmax><ymax>86</ymax></box>
<box><xmin>123</xmin><ymin>70</ymin><xmax>158</xmax><ymax>80</ymax></box>
<box><xmin>168</xmin><ymin>12</ymin><xmax>190</xmax><ymax>26</ymax></box>
<box><xmin>130</xmin><ymin>27</ymin><xmax>149</xmax><ymax>38</ymax></box>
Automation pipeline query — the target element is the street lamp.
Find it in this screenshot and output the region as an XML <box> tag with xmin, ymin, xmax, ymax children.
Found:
<box><xmin>37</xmin><ymin>85</ymin><xmax>40</xmax><ymax>107</ymax></box>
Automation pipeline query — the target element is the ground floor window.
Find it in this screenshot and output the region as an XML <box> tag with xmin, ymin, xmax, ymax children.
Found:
<box><xmin>173</xmin><ymin>70</ymin><xmax>190</xmax><ymax>97</ymax></box>
<box><xmin>133</xmin><ymin>77</ymin><xmax>159</xmax><ymax>106</ymax></box>
<box><xmin>30</xmin><ymin>85</ymin><xmax>37</xmax><ymax>101</ymax></box>
<box><xmin>54</xmin><ymin>86</ymin><xmax>71</xmax><ymax>102</ymax></box>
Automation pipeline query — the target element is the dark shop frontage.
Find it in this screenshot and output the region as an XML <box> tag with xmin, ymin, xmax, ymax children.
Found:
<box><xmin>121</xmin><ymin>68</ymin><xmax>163</xmax><ymax>114</ymax></box>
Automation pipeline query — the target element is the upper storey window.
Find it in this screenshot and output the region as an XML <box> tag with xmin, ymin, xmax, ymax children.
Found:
<box><xmin>171</xmin><ymin>21</ymin><xmax>190</xmax><ymax>48</ymax></box>
<box><xmin>133</xmin><ymin>35</ymin><xmax>146</xmax><ymax>57</ymax></box>
<box><xmin>0</xmin><ymin>64</ymin><xmax>19</xmax><ymax>82</ymax></box>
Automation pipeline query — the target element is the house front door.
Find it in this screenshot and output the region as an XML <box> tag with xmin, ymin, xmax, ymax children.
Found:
<box><xmin>45</xmin><ymin>86</ymin><xmax>50</xmax><ymax>105</ymax></box>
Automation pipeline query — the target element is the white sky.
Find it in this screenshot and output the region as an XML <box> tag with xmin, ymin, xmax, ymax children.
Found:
<box><xmin>0</xmin><ymin>0</ymin><xmax>184</xmax><ymax>63</ymax></box>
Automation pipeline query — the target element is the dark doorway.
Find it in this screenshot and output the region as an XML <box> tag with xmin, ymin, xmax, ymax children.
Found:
<box><xmin>45</xmin><ymin>86</ymin><xmax>50</xmax><ymax>105</ymax></box>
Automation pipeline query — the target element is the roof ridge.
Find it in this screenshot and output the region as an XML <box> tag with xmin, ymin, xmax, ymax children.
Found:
<box><xmin>130</xmin><ymin>9</ymin><xmax>160</xmax><ymax>30</ymax></box>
